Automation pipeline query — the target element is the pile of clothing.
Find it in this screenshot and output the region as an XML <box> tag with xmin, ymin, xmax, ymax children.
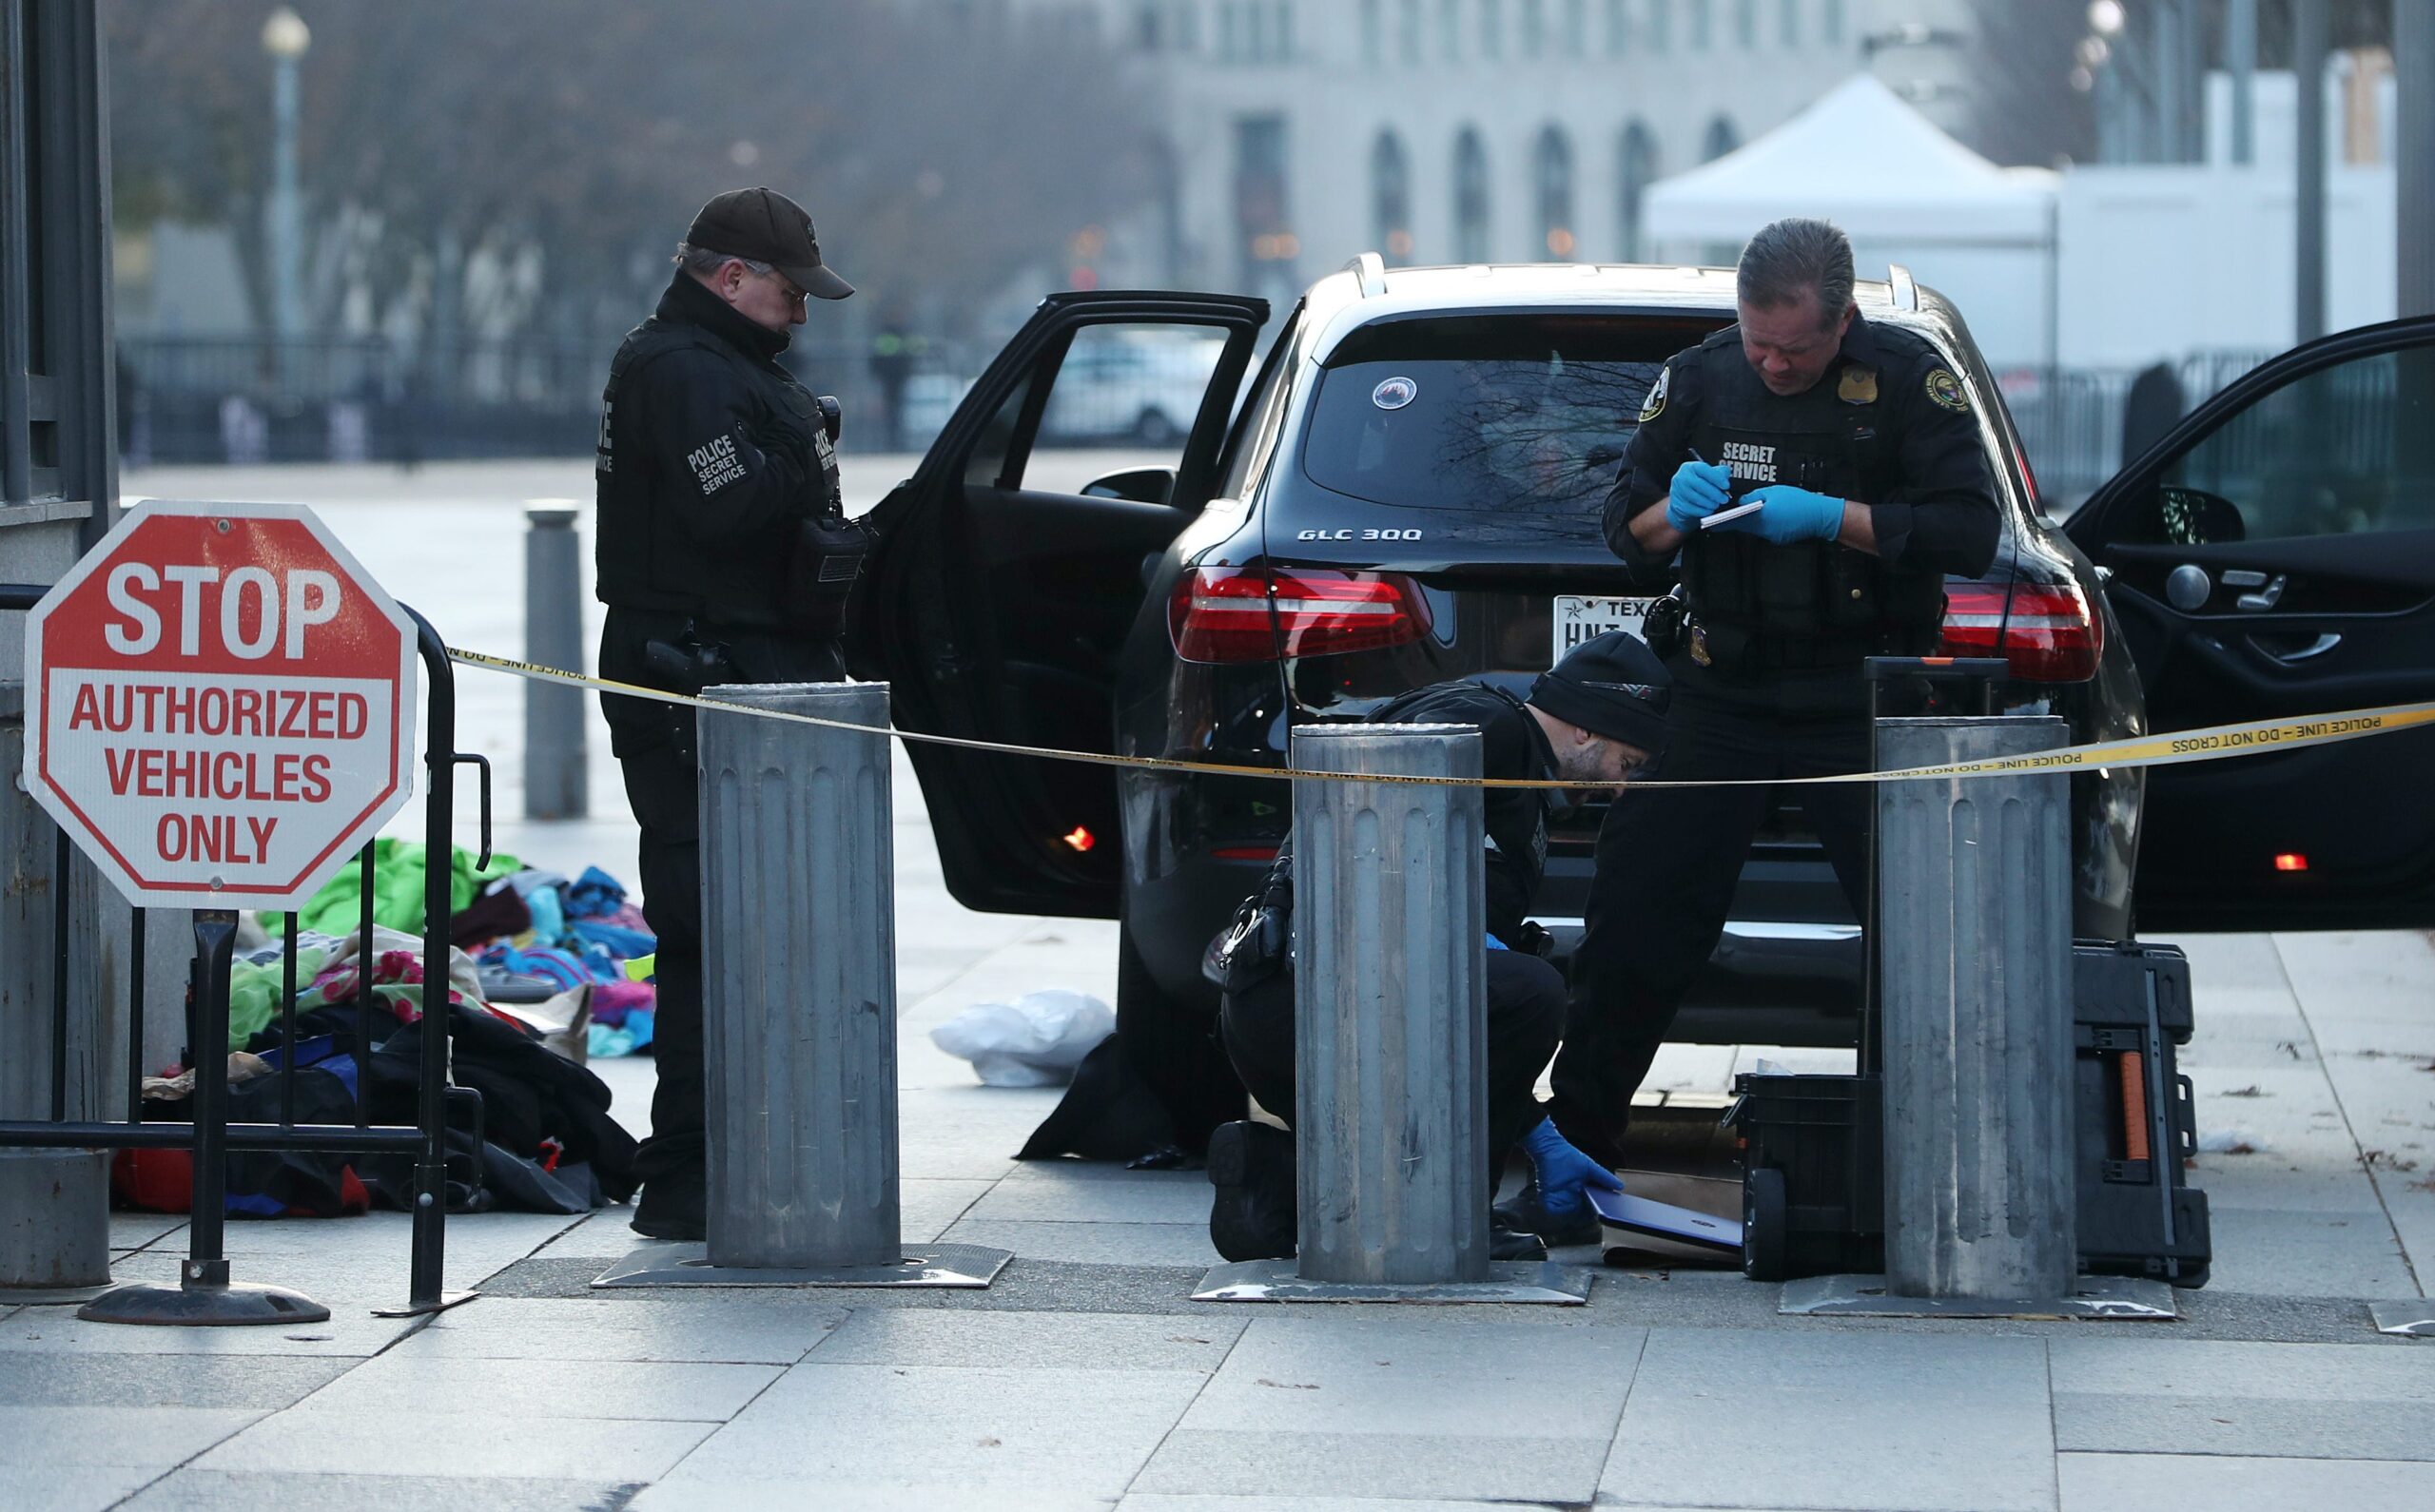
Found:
<box><xmin>115</xmin><ymin>842</ymin><xmax>657</xmax><ymax>1221</ymax></box>
<box><xmin>450</xmin><ymin>863</ymin><xmax>659</xmax><ymax>1059</ymax></box>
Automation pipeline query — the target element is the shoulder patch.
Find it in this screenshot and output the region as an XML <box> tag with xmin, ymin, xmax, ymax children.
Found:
<box><xmin>1639</xmin><ymin>365</ymin><xmax>1671</xmax><ymax>423</ymax></box>
<box><xmin>1923</xmin><ymin>367</ymin><xmax>1970</xmax><ymax>414</ymax></box>
<box><xmin>1838</xmin><ymin>366</ymin><xmax>1879</xmax><ymax>405</ymax></box>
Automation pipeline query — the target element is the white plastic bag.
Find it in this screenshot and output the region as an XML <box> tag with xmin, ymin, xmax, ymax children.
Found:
<box><xmin>929</xmin><ymin>990</ymin><xmax>1115</xmax><ymax>1087</ymax></box>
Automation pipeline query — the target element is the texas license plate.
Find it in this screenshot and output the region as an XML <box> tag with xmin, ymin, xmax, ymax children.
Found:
<box><xmin>1553</xmin><ymin>595</ymin><xmax>1659</xmax><ymax>662</ymax></box>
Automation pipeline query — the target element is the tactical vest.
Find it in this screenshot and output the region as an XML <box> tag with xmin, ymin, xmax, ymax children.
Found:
<box><xmin>594</xmin><ymin>317</ymin><xmax>842</xmax><ymax>627</ymax></box>
<box><xmin>1677</xmin><ymin>345</ymin><xmax>1945</xmax><ymax>671</ymax></box>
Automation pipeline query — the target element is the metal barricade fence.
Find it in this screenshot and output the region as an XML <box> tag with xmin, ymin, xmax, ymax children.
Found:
<box><xmin>0</xmin><ymin>584</ymin><xmax>486</xmax><ymax>1322</ymax></box>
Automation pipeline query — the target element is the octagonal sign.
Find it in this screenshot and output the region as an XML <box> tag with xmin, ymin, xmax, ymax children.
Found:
<box><xmin>22</xmin><ymin>500</ymin><xmax>418</xmax><ymax>907</ymax></box>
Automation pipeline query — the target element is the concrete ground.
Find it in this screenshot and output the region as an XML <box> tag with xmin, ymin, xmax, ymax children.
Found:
<box><xmin>3</xmin><ymin>461</ymin><xmax>2425</xmax><ymax>1511</ymax></box>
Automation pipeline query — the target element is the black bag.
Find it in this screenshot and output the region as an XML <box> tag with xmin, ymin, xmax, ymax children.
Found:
<box><xmin>783</xmin><ymin>514</ymin><xmax>874</xmax><ymax>639</ymax></box>
<box><xmin>1202</xmin><ymin>849</ymin><xmax>1294</xmax><ymax>992</ymax></box>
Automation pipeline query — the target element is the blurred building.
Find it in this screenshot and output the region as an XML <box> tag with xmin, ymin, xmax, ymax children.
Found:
<box><xmin>1073</xmin><ymin>0</ymin><xmax>1976</xmax><ymax>306</ymax></box>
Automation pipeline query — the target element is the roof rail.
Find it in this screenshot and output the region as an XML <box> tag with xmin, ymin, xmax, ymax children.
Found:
<box><xmin>1887</xmin><ymin>263</ymin><xmax>1919</xmax><ymax>311</ymax></box>
<box><xmin>1345</xmin><ymin>252</ymin><xmax>1388</xmax><ymax>299</ymax></box>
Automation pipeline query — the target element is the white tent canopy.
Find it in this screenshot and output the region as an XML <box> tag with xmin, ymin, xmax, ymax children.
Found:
<box><xmin>1645</xmin><ymin>74</ymin><xmax>2057</xmax><ymax>365</ymax></box>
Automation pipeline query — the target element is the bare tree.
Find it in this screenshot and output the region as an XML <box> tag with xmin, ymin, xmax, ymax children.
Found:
<box><xmin>106</xmin><ymin>0</ymin><xmax>1158</xmax><ymax>346</ymax></box>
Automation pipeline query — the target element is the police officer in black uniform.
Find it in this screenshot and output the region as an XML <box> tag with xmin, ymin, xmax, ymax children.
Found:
<box><xmin>1205</xmin><ymin>632</ymin><xmax>1675</xmax><ymax>1262</ymax></box>
<box><xmin>595</xmin><ymin>187</ymin><xmax>858</xmax><ymax>1238</ymax></box>
<box><xmin>1508</xmin><ymin>218</ymin><xmax>2000</xmax><ymax>1242</ymax></box>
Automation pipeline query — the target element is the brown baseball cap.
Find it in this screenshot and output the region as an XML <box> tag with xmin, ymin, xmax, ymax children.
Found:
<box><xmin>686</xmin><ymin>186</ymin><xmax>854</xmax><ymax>300</ymax></box>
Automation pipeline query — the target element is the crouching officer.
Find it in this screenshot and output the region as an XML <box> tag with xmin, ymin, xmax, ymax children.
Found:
<box><xmin>1203</xmin><ymin>632</ymin><xmax>1673</xmax><ymax>1262</ymax></box>
<box><xmin>1514</xmin><ymin>218</ymin><xmax>2001</xmax><ymax>1241</ymax></box>
<box><xmin>594</xmin><ymin>186</ymin><xmax>862</xmax><ymax>1239</ymax></box>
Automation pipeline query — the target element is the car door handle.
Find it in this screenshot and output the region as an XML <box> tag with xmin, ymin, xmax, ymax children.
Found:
<box><xmin>2249</xmin><ymin>631</ymin><xmax>2342</xmax><ymax>664</ymax></box>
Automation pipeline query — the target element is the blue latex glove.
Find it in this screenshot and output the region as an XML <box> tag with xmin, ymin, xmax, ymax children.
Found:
<box><xmin>1720</xmin><ymin>483</ymin><xmax>1847</xmax><ymax>545</ymax></box>
<box><xmin>1521</xmin><ymin>1116</ymin><xmax>1624</xmax><ymax>1221</ymax></box>
<box><xmin>1484</xmin><ymin>933</ymin><xmax>1509</xmax><ymax>951</ymax></box>
<box><xmin>1664</xmin><ymin>458</ymin><xmax>1732</xmax><ymax>533</ymax></box>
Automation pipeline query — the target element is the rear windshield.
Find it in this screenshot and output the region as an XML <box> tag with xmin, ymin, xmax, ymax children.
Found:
<box><xmin>1300</xmin><ymin>314</ymin><xmax>1720</xmax><ymax>514</ymax></box>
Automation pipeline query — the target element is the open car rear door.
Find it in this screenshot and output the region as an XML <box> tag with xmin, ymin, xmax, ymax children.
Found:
<box><xmin>2068</xmin><ymin>317</ymin><xmax>2435</xmax><ymax>931</ymax></box>
<box><xmin>848</xmin><ymin>291</ymin><xmax>1268</xmax><ymax>918</ymax></box>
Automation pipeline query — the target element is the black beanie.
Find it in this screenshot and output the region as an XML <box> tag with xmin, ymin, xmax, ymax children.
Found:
<box><xmin>1529</xmin><ymin>630</ymin><xmax>1673</xmax><ymax>757</ymax></box>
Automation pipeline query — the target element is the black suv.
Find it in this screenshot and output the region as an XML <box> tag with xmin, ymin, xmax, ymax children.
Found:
<box><xmin>853</xmin><ymin>260</ymin><xmax>2435</xmax><ymax>1133</ymax></box>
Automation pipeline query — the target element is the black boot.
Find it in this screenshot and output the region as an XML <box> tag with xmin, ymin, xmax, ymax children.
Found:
<box><xmin>1490</xmin><ymin>1222</ymin><xmax>1550</xmax><ymax>1262</ymax></box>
<box><xmin>631</xmin><ymin>1176</ymin><xmax>706</xmax><ymax>1241</ymax></box>
<box><xmin>1493</xmin><ymin>1175</ymin><xmax>1602</xmax><ymax>1248</ymax></box>
<box><xmin>1207</xmin><ymin>1120</ymin><xmax>1297</xmax><ymax>1262</ymax></box>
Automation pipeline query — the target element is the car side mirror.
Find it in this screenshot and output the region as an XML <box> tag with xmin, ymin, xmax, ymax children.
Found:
<box><xmin>2120</xmin><ymin>484</ymin><xmax>2247</xmax><ymax>546</ymax></box>
<box><xmin>1081</xmin><ymin>467</ymin><xmax>1178</xmax><ymax>506</ymax></box>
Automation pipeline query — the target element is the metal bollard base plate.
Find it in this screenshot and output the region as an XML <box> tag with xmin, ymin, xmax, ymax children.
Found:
<box><xmin>0</xmin><ymin>1280</ymin><xmax>117</xmax><ymax>1305</ymax></box>
<box><xmin>1191</xmin><ymin>1258</ymin><xmax>1590</xmax><ymax>1306</ymax></box>
<box><xmin>592</xmin><ymin>1241</ymin><xmax>1012</xmax><ymax>1290</ymax></box>
<box><xmin>2367</xmin><ymin>1299</ymin><xmax>2435</xmax><ymax>1337</ymax></box>
<box><xmin>1777</xmin><ymin>1272</ymin><xmax>2177</xmax><ymax>1321</ymax></box>
<box><xmin>75</xmin><ymin>1280</ymin><xmax>333</xmax><ymax>1327</ymax></box>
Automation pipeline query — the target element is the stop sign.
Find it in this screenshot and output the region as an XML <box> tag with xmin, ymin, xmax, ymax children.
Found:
<box><xmin>22</xmin><ymin>500</ymin><xmax>419</xmax><ymax>907</ymax></box>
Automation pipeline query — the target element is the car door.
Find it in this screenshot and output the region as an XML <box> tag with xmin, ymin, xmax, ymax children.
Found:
<box><xmin>849</xmin><ymin>291</ymin><xmax>1269</xmax><ymax>918</ymax></box>
<box><xmin>2068</xmin><ymin>316</ymin><xmax>2435</xmax><ymax>931</ymax></box>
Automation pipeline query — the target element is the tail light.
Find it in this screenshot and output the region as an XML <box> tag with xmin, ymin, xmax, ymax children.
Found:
<box><xmin>1941</xmin><ymin>578</ymin><xmax>2102</xmax><ymax>682</ymax></box>
<box><xmin>1171</xmin><ymin>566</ymin><xmax>1431</xmax><ymax>663</ymax></box>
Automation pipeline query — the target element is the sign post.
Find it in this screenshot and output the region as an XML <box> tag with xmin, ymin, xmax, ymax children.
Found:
<box><xmin>20</xmin><ymin>500</ymin><xmax>417</xmax><ymax>1325</ymax></box>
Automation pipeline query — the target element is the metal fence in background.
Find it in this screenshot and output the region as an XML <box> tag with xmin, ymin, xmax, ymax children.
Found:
<box><xmin>114</xmin><ymin>335</ymin><xmax>985</xmax><ymax>467</ymax></box>
<box><xmin>1997</xmin><ymin>352</ymin><xmax>2275</xmax><ymax>508</ymax></box>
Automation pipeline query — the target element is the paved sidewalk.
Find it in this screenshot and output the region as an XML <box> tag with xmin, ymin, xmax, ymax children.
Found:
<box><xmin>6</xmin><ymin>464</ymin><xmax>2419</xmax><ymax>1510</ymax></box>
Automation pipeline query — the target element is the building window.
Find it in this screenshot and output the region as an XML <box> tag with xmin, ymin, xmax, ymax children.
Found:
<box><xmin>1823</xmin><ymin>0</ymin><xmax>1843</xmax><ymax>44</ymax></box>
<box><xmin>1400</xmin><ymin>0</ymin><xmax>1423</xmax><ymax>64</ymax></box>
<box><xmin>1535</xmin><ymin>126</ymin><xmax>1575</xmax><ymax>258</ymax></box>
<box><xmin>1453</xmin><ymin>127</ymin><xmax>1491</xmax><ymax>262</ymax></box>
<box><xmin>1647</xmin><ymin>0</ymin><xmax>1671</xmax><ymax>51</ymax></box>
<box><xmin>1703</xmin><ymin>113</ymin><xmax>1740</xmax><ymax>161</ymax></box>
<box><xmin>1734</xmin><ymin>0</ymin><xmax>1755</xmax><ymax>48</ymax></box>
<box><xmin>1277</xmin><ymin>0</ymin><xmax>1295</xmax><ymax>59</ymax></box>
<box><xmin>1363</xmin><ymin>0</ymin><xmax>1382</xmax><ymax>65</ymax></box>
<box><xmin>1779</xmin><ymin>0</ymin><xmax>1798</xmax><ymax>47</ymax></box>
<box><xmin>1689</xmin><ymin>0</ymin><xmax>1711</xmax><ymax>50</ymax></box>
<box><xmin>1522</xmin><ymin>0</ymin><xmax>1545</xmax><ymax>56</ymax></box>
<box><xmin>1440</xmin><ymin>0</ymin><xmax>1461</xmax><ymax>60</ymax></box>
<box><xmin>1481</xmin><ymin>0</ymin><xmax>1504</xmax><ymax>59</ymax></box>
<box><xmin>1235</xmin><ymin>114</ymin><xmax>1295</xmax><ymax>290</ymax></box>
<box><xmin>1617</xmin><ymin>120</ymin><xmax>1658</xmax><ymax>261</ymax></box>
<box><xmin>1373</xmin><ymin>130</ymin><xmax>1414</xmax><ymax>263</ymax></box>
<box><xmin>1605</xmin><ymin>0</ymin><xmax>1627</xmax><ymax>55</ymax></box>
<box><xmin>1563</xmin><ymin>0</ymin><xmax>1587</xmax><ymax>52</ymax></box>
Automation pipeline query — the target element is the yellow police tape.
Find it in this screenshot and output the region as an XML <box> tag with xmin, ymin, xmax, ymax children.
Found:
<box><xmin>445</xmin><ymin>645</ymin><xmax>2435</xmax><ymax>793</ymax></box>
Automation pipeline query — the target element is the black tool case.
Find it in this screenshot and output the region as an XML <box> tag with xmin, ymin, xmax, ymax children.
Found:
<box><xmin>1731</xmin><ymin>1072</ymin><xmax>1882</xmax><ymax>1282</ymax></box>
<box><xmin>2072</xmin><ymin>939</ymin><xmax>2211</xmax><ymax>1287</ymax></box>
<box><xmin>1735</xmin><ymin>940</ymin><xmax>2212</xmax><ymax>1287</ymax></box>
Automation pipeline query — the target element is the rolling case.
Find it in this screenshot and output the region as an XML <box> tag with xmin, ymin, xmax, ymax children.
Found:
<box><xmin>1736</xmin><ymin>939</ymin><xmax>2211</xmax><ymax>1287</ymax></box>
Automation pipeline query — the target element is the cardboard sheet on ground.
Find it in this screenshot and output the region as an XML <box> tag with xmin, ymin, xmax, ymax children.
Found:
<box><xmin>1593</xmin><ymin>1173</ymin><xmax>1744</xmax><ymax>1264</ymax></box>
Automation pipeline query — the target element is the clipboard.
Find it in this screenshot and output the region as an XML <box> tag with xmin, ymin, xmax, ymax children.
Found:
<box><xmin>1589</xmin><ymin>1186</ymin><xmax>1744</xmax><ymax>1258</ymax></box>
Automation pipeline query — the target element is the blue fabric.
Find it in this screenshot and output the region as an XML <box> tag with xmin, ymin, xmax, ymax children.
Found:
<box><xmin>523</xmin><ymin>885</ymin><xmax>567</xmax><ymax>949</ymax></box>
<box><xmin>587</xmin><ymin>1008</ymin><xmax>654</xmax><ymax>1057</ymax></box>
<box><xmin>571</xmin><ymin>918</ymin><xmax>655</xmax><ymax>959</ymax></box>
<box><xmin>564</xmin><ymin>866</ymin><xmax>631</xmax><ymax>921</ymax></box>
<box><xmin>477</xmin><ymin>943</ymin><xmax>594</xmax><ymax>991</ymax></box>
<box><xmin>255</xmin><ymin>1036</ymin><xmax>360</xmax><ymax>1101</ymax></box>
<box><xmin>1484</xmin><ymin>933</ymin><xmax>1509</xmax><ymax>951</ymax></box>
